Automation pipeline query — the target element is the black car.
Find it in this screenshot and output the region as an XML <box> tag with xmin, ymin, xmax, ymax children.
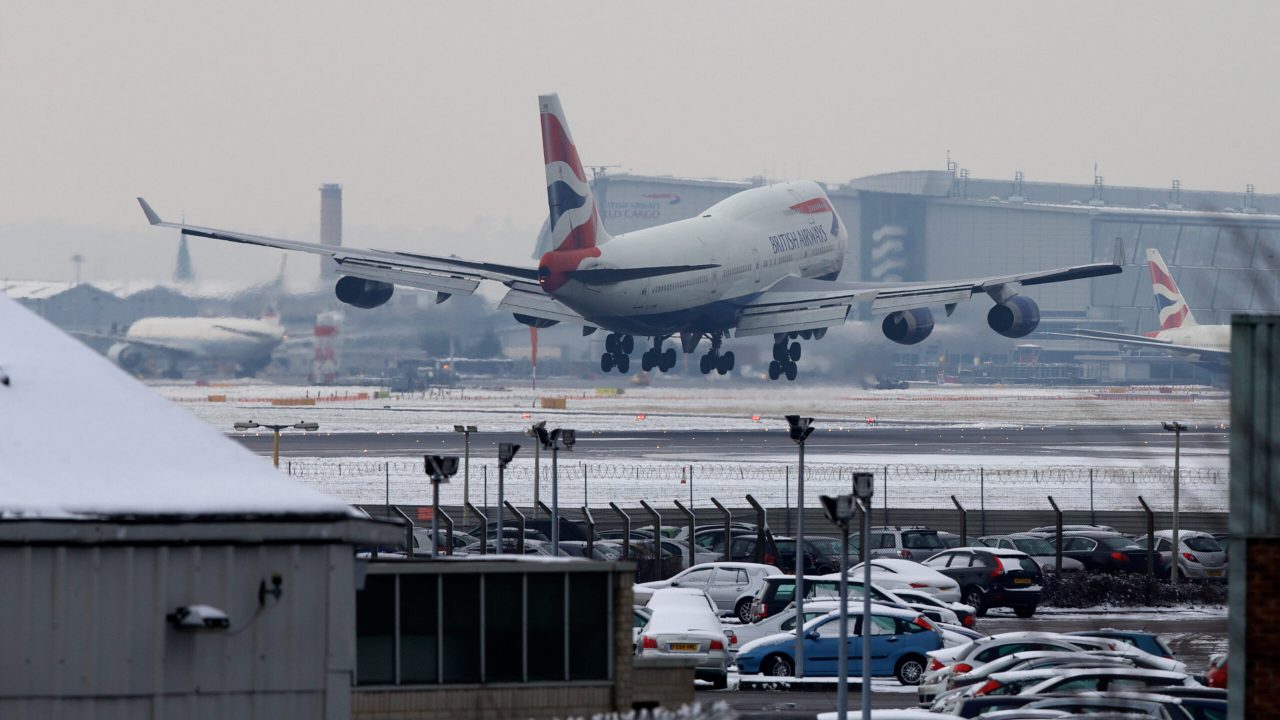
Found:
<box><xmin>1055</xmin><ymin>531</ymin><xmax>1157</xmax><ymax>573</ymax></box>
<box><xmin>725</xmin><ymin>531</ymin><xmax>782</xmax><ymax>567</ymax></box>
<box><xmin>921</xmin><ymin>547</ymin><xmax>1043</xmax><ymax>617</ymax></box>
<box><xmin>774</xmin><ymin>535</ymin><xmax>847</xmax><ymax>575</ymax></box>
<box><xmin>693</xmin><ymin>527</ymin><xmax>760</xmax><ymax>560</ymax></box>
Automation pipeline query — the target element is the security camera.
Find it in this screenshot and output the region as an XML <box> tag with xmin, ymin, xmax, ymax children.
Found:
<box><xmin>167</xmin><ymin>604</ymin><xmax>230</xmax><ymax>630</ymax></box>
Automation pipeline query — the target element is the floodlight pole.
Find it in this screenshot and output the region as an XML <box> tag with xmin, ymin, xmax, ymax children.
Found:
<box><xmin>430</xmin><ymin>472</ymin><xmax>441</xmax><ymax>559</ymax></box>
<box><xmin>861</xmin><ymin>496</ymin><xmax>872</xmax><ymax>720</ymax></box>
<box><xmin>786</xmin><ymin>415</ymin><xmax>814</xmax><ymax>679</ymax></box>
<box><xmin>453</xmin><ymin>425</ymin><xmax>476</xmax><ymax>526</ymax></box>
<box><xmin>1163</xmin><ymin>421</ymin><xmax>1186</xmax><ymax>584</ymax></box>
<box><xmin>551</xmin><ymin>443</ymin><xmax>560</xmax><ymax>553</ymax></box>
<box><xmin>234</xmin><ymin>421</ymin><xmax>318</xmax><ymax>468</ymax></box>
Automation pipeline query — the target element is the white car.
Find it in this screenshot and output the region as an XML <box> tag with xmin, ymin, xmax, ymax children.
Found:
<box><xmin>845</xmin><ymin>559</ymin><xmax>961</xmax><ymax>602</ymax></box>
<box><xmin>637</xmin><ymin>589</ymin><xmax>733</xmax><ymax>689</ymax></box>
<box><xmin>732</xmin><ymin>599</ymin><xmax>841</xmax><ymax>651</ymax></box>
<box><xmin>1015</xmin><ymin>667</ymin><xmax>1198</xmax><ymax>695</ymax></box>
<box><xmin>888</xmin><ymin>588</ymin><xmax>972</xmax><ymax>627</ymax></box>
<box><xmin>636</xmin><ymin>562</ymin><xmax>782</xmax><ymax>622</ymax></box>
<box><xmin>1136</xmin><ymin>530</ymin><xmax>1228</xmax><ymax>580</ymax></box>
<box><xmin>919</xmin><ymin>631</ymin><xmax>1116</xmax><ymax>704</ymax></box>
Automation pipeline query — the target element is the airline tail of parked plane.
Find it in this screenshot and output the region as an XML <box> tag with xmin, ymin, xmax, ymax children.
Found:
<box><xmin>1147</xmin><ymin>248</ymin><xmax>1197</xmax><ymax>330</ymax></box>
<box><xmin>540</xmin><ymin>94</ymin><xmax>611</xmax><ymax>252</ymax></box>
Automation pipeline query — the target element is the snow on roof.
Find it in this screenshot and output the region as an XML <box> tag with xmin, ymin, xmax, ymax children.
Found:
<box><xmin>0</xmin><ymin>294</ymin><xmax>356</xmax><ymax>521</ymax></box>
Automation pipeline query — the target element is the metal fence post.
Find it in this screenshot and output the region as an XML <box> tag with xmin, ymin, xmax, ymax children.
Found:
<box><xmin>1047</xmin><ymin>495</ymin><xmax>1063</xmax><ymax>575</ymax></box>
<box><xmin>711</xmin><ymin>497</ymin><xmax>732</xmax><ymax>561</ymax></box>
<box><xmin>1089</xmin><ymin>469</ymin><xmax>1096</xmax><ymax>526</ymax></box>
<box><xmin>392</xmin><ymin>506</ymin><xmax>415</xmax><ymax>558</ymax></box>
<box><xmin>979</xmin><ymin>467</ymin><xmax>986</xmax><ymax>536</ymax></box>
<box><xmin>504</xmin><ymin>501</ymin><xmax>525</xmax><ymax>554</ymax></box>
<box><xmin>639</xmin><ymin>499</ymin><xmax>663</xmax><ymax>581</ymax></box>
<box><xmin>438</xmin><ymin>507</ymin><xmax>454</xmax><ymax>556</ymax></box>
<box><xmin>1138</xmin><ymin>495</ymin><xmax>1156</xmax><ymax>581</ymax></box>
<box><xmin>785</xmin><ymin>466</ymin><xmax>791</xmax><ymax>535</ymax></box>
<box><xmin>746</xmin><ymin>494</ymin><xmax>768</xmax><ymax>564</ymax></box>
<box><xmin>582</xmin><ymin>506</ymin><xmax>595</xmax><ymax>558</ymax></box>
<box><xmin>674</xmin><ymin>499</ymin><xmax>696</xmax><ymax>569</ymax></box>
<box><xmin>608</xmin><ymin>502</ymin><xmax>631</xmax><ymax>568</ymax></box>
<box><xmin>951</xmin><ymin>495</ymin><xmax>967</xmax><ymax>545</ymax></box>
<box><xmin>465</xmin><ymin>500</ymin><xmax>488</xmax><ymax>555</ymax></box>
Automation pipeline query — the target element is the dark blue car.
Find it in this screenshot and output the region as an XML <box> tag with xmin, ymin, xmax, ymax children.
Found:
<box><xmin>735</xmin><ymin>604</ymin><xmax>942</xmax><ymax>685</ymax></box>
<box><xmin>1070</xmin><ymin>629</ymin><xmax>1174</xmax><ymax>659</ymax></box>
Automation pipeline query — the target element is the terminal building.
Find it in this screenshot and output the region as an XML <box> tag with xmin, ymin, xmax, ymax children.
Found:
<box><xmin>554</xmin><ymin>169</ymin><xmax>1280</xmax><ymax>384</ymax></box>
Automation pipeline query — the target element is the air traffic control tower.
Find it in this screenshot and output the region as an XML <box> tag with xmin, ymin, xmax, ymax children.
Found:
<box><xmin>319</xmin><ymin>183</ymin><xmax>342</xmax><ymax>280</ymax></box>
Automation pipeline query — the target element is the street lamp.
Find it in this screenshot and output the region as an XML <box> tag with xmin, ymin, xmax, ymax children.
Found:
<box><xmin>852</xmin><ymin>473</ymin><xmax>875</xmax><ymax>720</ymax></box>
<box><xmin>786</xmin><ymin>414</ymin><xmax>815</xmax><ymax>678</ymax></box>
<box><xmin>453</xmin><ymin>425</ymin><xmax>477</xmax><ymax>524</ymax></box>
<box><xmin>233</xmin><ymin>420</ymin><xmax>319</xmax><ymax>467</ymax></box>
<box><xmin>1162</xmin><ymin>421</ymin><xmax>1187</xmax><ymax>584</ymax></box>
<box><xmin>820</xmin><ymin>490</ymin><xmax>857</xmax><ymax>720</ymax></box>
<box><xmin>495</xmin><ymin>442</ymin><xmax>521</xmax><ymax>555</ymax></box>
<box><xmin>424</xmin><ymin>455</ymin><xmax>459</xmax><ymax>559</ymax></box>
<box><xmin>534</xmin><ymin>424</ymin><xmax>576</xmax><ymax>555</ymax></box>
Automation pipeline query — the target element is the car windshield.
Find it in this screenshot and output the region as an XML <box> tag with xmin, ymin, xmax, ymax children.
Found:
<box><xmin>1100</xmin><ymin>536</ymin><xmax>1141</xmax><ymax>550</ymax></box>
<box><xmin>1013</xmin><ymin>538</ymin><xmax>1056</xmax><ymax>555</ymax></box>
<box><xmin>902</xmin><ymin>532</ymin><xmax>944</xmax><ymax>550</ymax></box>
<box><xmin>808</xmin><ymin>538</ymin><xmax>843</xmax><ymax>556</ymax></box>
<box><xmin>1185</xmin><ymin>536</ymin><xmax>1223</xmax><ymax>552</ymax></box>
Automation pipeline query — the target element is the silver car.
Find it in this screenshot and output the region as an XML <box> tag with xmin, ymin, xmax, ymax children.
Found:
<box><xmin>637</xmin><ymin>589</ymin><xmax>732</xmax><ymax>689</ymax></box>
<box><xmin>636</xmin><ymin>562</ymin><xmax>782</xmax><ymax>622</ymax></box>
<box><xmin>980</xmin><ymin>533</ymin><xmax>1085</xmax><ymax>573</ymax></box>
<box><xmin>1137</xmin><ymin>530</ymin><xmax>1228</xmax><ymax>580</ymax></box>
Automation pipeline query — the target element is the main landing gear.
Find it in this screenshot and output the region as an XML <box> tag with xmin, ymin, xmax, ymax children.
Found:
<box><xmin>766</xmin><ymin>329</ymin><xmax>823</xmax><ymax>382</ymax></box>
<box><xmin>698</xmin><ymin>332</ymin><xmax>735</xmax><ymax>375</ymax></box>
<box><xmin>600</xmin><ymin>333</ymin><xmax>634</xmax><ymax>373</ymax></box>
<box><xmin>641</xmin><ymin>337</ymin><xmax>677</xmax><ymax>373</ymax></box>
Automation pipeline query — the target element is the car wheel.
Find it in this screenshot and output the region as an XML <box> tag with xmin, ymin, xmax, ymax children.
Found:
<box><xmin>735</xmin><ymin>598</ymin><xmax>754</xmax><ymax>624</ymax></box>
<box><xmin>963</xmin><ymin>587</ymin><xmax>987</xmax><ymax>617</ymax></box>
<box><xmin>1013</xmin><ymin>604</ymin><xmax>1036</xmax><ymax>618</ymax></box>
<box><xmin>764</xmin><ymin>654</ymin><xmax>794</xmax><ymax>677</ymax></box>
<box><xmin>710</xmin><ymin>672</ymin><xmax>729</xmax><ymax>690</ymax></box>
<box><xmin>895</xmin><ymin>654</ymin><xmax>926</xmax><ymax>685</ymax></box>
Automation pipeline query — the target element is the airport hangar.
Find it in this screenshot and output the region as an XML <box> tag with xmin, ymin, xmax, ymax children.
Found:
<box><xmin>554</xmin><ymin>169</ymin><xmax>1280</xmax><ymax>384</ymax></box>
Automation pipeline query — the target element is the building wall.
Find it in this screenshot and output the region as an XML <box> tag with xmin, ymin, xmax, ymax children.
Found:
<box><xmin>0</xmin><ymin>541</ymin><xmax>356</xmax><ymax>720</ymax></box>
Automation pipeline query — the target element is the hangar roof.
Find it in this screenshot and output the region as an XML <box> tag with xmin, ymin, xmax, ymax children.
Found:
<box><xmin>0</xmin><ymin>294</ymin><xmax>358</xmax><ymax>522</ymax></box>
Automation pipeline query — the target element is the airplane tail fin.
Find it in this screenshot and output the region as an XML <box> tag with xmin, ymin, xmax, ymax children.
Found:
<box><xmin>540</xmin><ymin>94</ymin><xmax>610</xmax><ymax>252</ymax></box>
<box><xmin>1147</xmin><ymin>248</ymin><xmax>1197</xmax><ymax>329</ymax></box>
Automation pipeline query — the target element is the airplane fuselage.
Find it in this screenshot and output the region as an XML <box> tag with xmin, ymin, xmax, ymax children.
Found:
<box><xmin>127</xmin><ymin>317</ymin><xmax>285</xmax><ymax>362</ymax></box>
<box><xmin>543</xmin><ymin>180</ymin><xmax>845</xmax><ymax>336</ymax></box>
<box><xmin>1153</xmin><ymin>324</ymin><xmax>1231</xmax><ymax>354</ymax></box>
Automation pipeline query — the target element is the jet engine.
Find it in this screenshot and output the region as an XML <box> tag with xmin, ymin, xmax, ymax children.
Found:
<box><xmin>987</xmin><ymin>295</ymin><xmax>1041</xmax><ymax>338</ymax></box>
<box><xmin>335</xmin><ymin>276</ymin><xmax>394</xmax><ymax>309</ymax></box>
<box><xmin>881</xmin><ymin>308</ymin><xmax>934</xmax><ymax>345</ymax></box>
<box><xmin>107</xmin><ymin>342</ymin><xmax>143</xmax><ymax>370</ymax></box>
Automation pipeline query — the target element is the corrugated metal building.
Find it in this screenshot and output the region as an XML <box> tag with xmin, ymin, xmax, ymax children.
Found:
<box><xmin>0</xmin><ymin>294</ymin><xmax>401</xmax><ymax>719</ymax></box>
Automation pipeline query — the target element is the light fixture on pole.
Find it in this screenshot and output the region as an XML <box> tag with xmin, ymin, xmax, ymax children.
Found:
<box><xmin>495</xmin><ymin>442</ymin><xmax>521</xmax><ymax>555</ymax></box>
<box><xmin>534</xmin><ymin>424</ymin><xmax>576</xmax><ymax>555</ymax></box>
<box><xmin>1162</xmin><ymin>421</ymin><xmax>1187</xmax><ymax>584</ymax></box>
<box><xmin>820</xmin><ymin>490</ymin><xmax>858</xmax><ymax>720</ymax></box>
<box><xmin>424</xmin><ymin>455</ymin><xmax>459</xmax><ymax>559</ymax></box>
<box><xmin>233</xmin><ymin>420</ymin><xmax>319</xmax><ymax>468</ymax></box>
<box><xmin>785</xmin><ymin>414</ymin><xmax>815</xmax><ymax>678</ymax></box>
<box><xmin>852</xmin><ymin>472</ymin><xmax>875</xmax><ymax>720</ymax></box>
<box><xmin>453</xmin><ymin>425</ymin><xmax>477</xmax><ymax>525</ymax></box>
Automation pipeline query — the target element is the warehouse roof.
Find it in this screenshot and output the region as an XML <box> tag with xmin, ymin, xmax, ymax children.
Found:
<box><xmin>0</xmin><ymin>294</ymin><xmax>358</xmax><ymax>522</ymax></box>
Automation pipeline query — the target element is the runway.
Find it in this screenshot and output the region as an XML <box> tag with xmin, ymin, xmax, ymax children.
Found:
<box><xmin>232</xmin><ymin>424</ymin><xmax>1228</xmax><ymax>465</ymax></box>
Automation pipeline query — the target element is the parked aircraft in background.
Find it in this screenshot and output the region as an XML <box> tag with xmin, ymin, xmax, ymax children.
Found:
<box><xmin>139</xmin><ymin>94</ymin><xmax>1119</xmax><ymax>381</ymax></box>
<box><xmin>1052</xmin><ymin>249</ymin><xmax>1230</xmax><ymax>371</ymax></box>
<box><xmin>102</xmin><ymin>314</ymin><xmax>285</xmax><ymax>378</ymax></box>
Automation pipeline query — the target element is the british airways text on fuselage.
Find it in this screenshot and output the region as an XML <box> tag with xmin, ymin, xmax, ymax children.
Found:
<box><xmin>768</xmin><ymin>224</ymin><xmax>828</xmax><ymax>254</ymax></box>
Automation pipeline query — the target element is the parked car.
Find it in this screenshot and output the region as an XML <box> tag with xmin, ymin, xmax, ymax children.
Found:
<box><xmin>890</xmin><ymin>587</ymin><xmax>975</xmax><ymax>628</ymax></box>
<box><xmin>600</xmin><ymin>539</ymin><xmax>683</xmax><ymax>581</ymax></box>
<box><xmin>847</xmin><ymin>558</ymin><xmax>962</xmax><ymax>602</ymax></box>
<box><xmin>636</xmin><ymin>589</ymin><xmax>732</xmax><ymax>689</ymax></box>
<box><xmin>1012</xmin><ymin>667</ymin><xmax>1198</xmax><ymax>695</ymax></box>
<box><xmin>1204</xmin><ymin>653</ymin><xmax>1227</xmax><ymax>688</ymax></box>
<box><xmin>1029</xmin><ymin>523</ymin><xmax>1117</xmax><ymax>535</ymax></box>
<box><xmin>774</xmin><ymin>535</ymin><xmax>848</xmax><ymax>575</ymax></box>
<box><xmin>1070</xmin><ymin>629</ymin><xmax>1175</xmax><ymax>659</ymax></box>
<box><xmin>919</xmin><ymin>631</ymin><xmax>1116</xmax><ymax>704</ymax></box>
<box><xmin>867</xmin><ymin>526</ymin><xmax>947</xmax><ymax>561</ymax></box>
<box><xmin>1135</xmin><ymin>530</ymin><xmax>1228</xmax><ymax>580</ymax></box>
<box><xmin>631</xmin><ymin>605</ymin><xmax>652</xmax><ymax>651</ymax></box>
<box><xmin>1055</xmin><ymin>532</ymin><xmax>1157</xmax><ymax>574</ymax></box>
<box><xmin>690</xmin><ymin>527</ymin><xmax>759</xmax><ymax>560</ymax></box>
<box><xmin>725</xmin><ymin>532</ymin><xmax>781</xmax><ymax>567</ymax></box>
<box><xmin>557</xmin><ymin>540</ymin><xmax>622</xmax><ymax>561</ymax></box>
<box><xmin>636</xmin><ymin>562</ymin><xmax>782</xmax><ymax>621</ymax></box>
<box><xmin>521</xmin><ymin>517</ymin><xmax>590</xmax><ymax>543</ymax></box>
<box><xmin>736</xmin><ymin>604</ymin><xmax>943</xmax><ymax>684</ymax></box>
<box><xmin>1022</xmin><ymin>691</ymin><xmax>1224</xmax><ymax>718</ymax></box>
<box><xmin>600</xmin><ymin>531</ymin><xmax>708</xmax><ymax>574</ymax></box>
<box><xmin>979</xmin><ymin>533</ymin><xmax>1085</xmax><ymax>573</ymax></box>
<box><xmin>411</xmin><ymin>527</ymin><xmax>478</xmax><ymax>555</ymax></box>
<box><xmin>733</xmin><ymin>599</ymin><xmax>840</xmax><ymax>650</ymax></box>
<box><xmin>921</xmin><ymin>547</ymin><xmax>1043</xmax><ymax>617</ymax></box>
<box><xmin>676</xmin><ymin>522</ymin><xmax>757</xmax><ymax>543</ymax></box>
<box><xmin>937</xmin><ymin>531</ymin><xmax>985</xmax><ymax>549</ymax></box>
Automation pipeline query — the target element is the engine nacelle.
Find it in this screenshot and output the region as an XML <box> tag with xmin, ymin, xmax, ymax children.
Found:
<box><xmin>107</xmin><ymin>342</ymin><xmax>142</xmax><ymax>370</ymax></box>
<box><xmin>881</xmin><ymin>308</ymin><xmax>935</xmax><ymax>345</ymax></box>
<box><xmin>987</xmin><ymin>295</ymin><xmax>1041</xmax><ymax>338</ymax></box>
<box><xmin>335</xmin><ymin>276</ymin><xmax>394</xmax><ymax>309</ymax></box>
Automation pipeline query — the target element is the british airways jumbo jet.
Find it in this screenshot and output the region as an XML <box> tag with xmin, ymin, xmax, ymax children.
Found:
<box><xmin>139</xmin><ymin>94</ymin><xmax>1120</xmax><ymax>381</ymax></box>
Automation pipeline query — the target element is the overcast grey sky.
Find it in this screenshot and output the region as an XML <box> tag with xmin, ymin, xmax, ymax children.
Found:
<box><xmin>3</xmin><ymin>1</ymin><xmax>1277</xmax><ymax>286</ymax></box>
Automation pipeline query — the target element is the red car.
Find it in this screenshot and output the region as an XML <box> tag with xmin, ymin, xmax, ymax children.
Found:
<box><xmin>1205</xmin><ymin>653</ymin><xmax>1227</xmax><ymax>688</ymax></box>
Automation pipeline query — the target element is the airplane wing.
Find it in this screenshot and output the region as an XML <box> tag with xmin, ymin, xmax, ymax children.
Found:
<box><xmin>496</xmin><ymin>280</ymin><xmax>593</xmax><ymax>329</ymax></box>
<box><xmin>137</xmin><ymin>198</ymin><xmax>538</xmax><ymax>298</ymax></box>
<box><xmin>1045</xmin><ymin>329</ymin><xmax>1230</xmax><ymax>360</ymax></box>
<box><xmin>734</xmin><ymin>263</ymin><xmax>1122</xmax><ymax>337</ymax></box>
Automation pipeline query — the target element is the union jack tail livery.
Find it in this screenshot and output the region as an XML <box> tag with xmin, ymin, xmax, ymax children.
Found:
<box><xmin>1147</xmin><ymin>248</ymin><xmax>1197</xmax><ymax>330</ymax></box>
<box><xmin>540</xmin><ymin>94</ymin><xmax>610</xmax><ymax>252</ymax></box>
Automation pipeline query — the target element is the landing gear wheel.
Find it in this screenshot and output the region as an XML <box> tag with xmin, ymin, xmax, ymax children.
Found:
<box><xmin>700</xmin><ymin>354</ymin><xmax>713</xmax><ymax>375</ymax></box>
<box><xmin>600</xmin><ymin>353</ymin><xmax>614</xmax><ymax>373</ymax></box>
<box><xmin>621</xmin><ymin>335</ymin><xmax>635</xmax><ymax>354</ymax></box>
<box><xmin>768</xmin><ymin>360</ymin><xmax>782</xmax><ymax>380</ymax></box>
<box><xmin>789</xmin><ymin>342</ymin><xmax>802</xmax><ymax>362</ymax></box>
<box><xmin>616</xmin><ymin>354</ymin><xmax>630</xmax><ymax>373</ymax></box>
<box><xmin>722</xmin><ymin>351</ymin><xmax>735</xmax><ymax>371</ymax></box>
<box><xmin>773</xmin><ymin>342</ymin><xmax>788</xmax><ymax>363</ymax></box>
<box><xmin>642</xmin><ymin>352</ymin><xmax>655</xmax><ymax>372</ymax></box>
<box><xmin>784</xmin><ymin>362</ymin><xmax>798</xmax><ymax>382</ymax></box>
<box><xmin>662</xmin><ymin>348</ymin><xmax>676</xmax><ymax>371</ymax></box>
<box><xmin>605</xmin><ymin>334</ymin><xmax>619</xmax><ymax>354</ymax></box>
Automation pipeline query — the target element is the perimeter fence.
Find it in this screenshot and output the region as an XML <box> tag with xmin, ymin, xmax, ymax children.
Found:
<box><xmin>284</xmin><ymin>459</ymin><xmax>1227</xmax><ymax>515</ymax></box>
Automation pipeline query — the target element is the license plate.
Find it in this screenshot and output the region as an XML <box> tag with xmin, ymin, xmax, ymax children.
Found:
<box><xmin>669</xmin><ymin>642</ymin><xmax>700</xmax><ymax>652</ymax></box>
<box><xmin>1013</xmin><ymin>577</ymin><xmax>1032</xmax><ymax>585</ymax></box>
<box><xmin>1207</xmin><ymin>569</ymin><xmax>1223</xmax><ymax>577</ymax></box>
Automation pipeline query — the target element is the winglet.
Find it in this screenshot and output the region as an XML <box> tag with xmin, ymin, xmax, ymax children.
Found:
<box><xmin>137</xmin><ymin>197</ymin><xmax>162</xmax><ymax>225</ymax></box>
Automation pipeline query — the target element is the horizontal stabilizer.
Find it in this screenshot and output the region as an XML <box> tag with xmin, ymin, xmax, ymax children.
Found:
<box><xmin>566</xmin><ymin>264</ymin><xmax>719</xmax><ymax>284</ymax></box>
